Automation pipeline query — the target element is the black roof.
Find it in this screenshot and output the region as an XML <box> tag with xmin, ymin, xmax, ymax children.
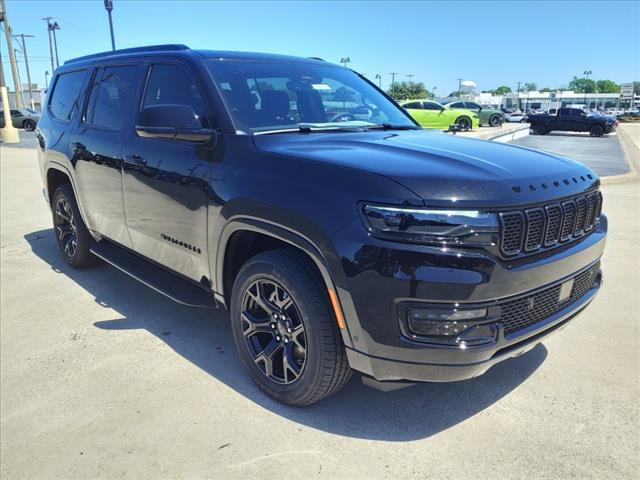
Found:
<box><xmin>63</xmin><ymin>44</ymin><xmax>329</xmax><ymax>68</ymax></box>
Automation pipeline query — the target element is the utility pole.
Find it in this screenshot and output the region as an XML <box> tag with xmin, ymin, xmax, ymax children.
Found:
<box><xmin>0</xmin><ymin>23</ymin><xmax>20</xmax><ymax>142</ymax></box>
<box><xmin>42</xmin><ymin>17</ymin><xmax>55</xmax><ymax>73</ymax></box>
<box><xmin>1</xmin><ymin>0</ymin><xmax>24</xmax><ymax>108</ymax></box>
<box><xmin>432</xmin><ymin>86</ymin><xmax>437</xmax><ymax>99</ymax></box>
<box><xmin>13</xmin><ymin>48</ymin><xmax>23</xmax><ymax>101</ymax></box>
<box><xmin>340</xmin><ymin>57</ymin><xmax>350</xmax><ymax>69</ymax></box>
<box><xmin>15</xmin><ymin>34</ymin><xmax>34</xmax><ymax>108</ymax></box>
<box><xmin>104</xmin><ymin>0</ymin><xmax>116</xmax><ymax>50</ymax></box>
<box><xmin>44</xmin><ymin>70</ymin><xmax>49</xmax><ymax>89</ymax></box>
<box><xmin>516</xmin><ymin>81</ymin><xmax>522</xmax><ymax>111</ymax></box>
<box><xmin>389</xmin><ymin>72</ymin><xmax>398</xmax><ymax>91</ymax></box>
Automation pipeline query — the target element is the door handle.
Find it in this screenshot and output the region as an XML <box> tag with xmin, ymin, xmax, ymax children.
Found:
<box><xmin>124</xmin><ymin>154</ymin><xmax>147</xmax><ymax>166</ymax></box>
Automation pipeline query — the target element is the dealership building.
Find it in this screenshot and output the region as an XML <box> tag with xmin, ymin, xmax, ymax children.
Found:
<box><xmin>460</xmin><ymin>89</ymin><xmax>638</xmax><ymax>111</ymax></box>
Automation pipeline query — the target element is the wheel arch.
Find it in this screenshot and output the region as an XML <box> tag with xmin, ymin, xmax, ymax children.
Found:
<box><xmin>45</xmin><ymin>163</ymin><xmax>92</xmax><ymax>229</ymax></box>
<box><xmin>216</xmin><ymin>218</ymin><xmax>353</xmax><ymax>348</ymax></box>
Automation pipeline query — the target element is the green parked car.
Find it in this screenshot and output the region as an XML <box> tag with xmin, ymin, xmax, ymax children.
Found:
<box><xmin>443</xmin><ymin>100</ymin><xmax>504</xmax><ymax>127</ymax></box>
<box><xmin>400</xmin><ymin>100</ymin><xmax>479</xmax><ymax>130</ymax></box>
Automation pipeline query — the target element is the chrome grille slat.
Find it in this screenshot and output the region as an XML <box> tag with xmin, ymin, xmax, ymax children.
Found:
<box><xmin>500</xmin><ymin>191</ymin><xmax>602</xmax><ymax>257</ymax></box>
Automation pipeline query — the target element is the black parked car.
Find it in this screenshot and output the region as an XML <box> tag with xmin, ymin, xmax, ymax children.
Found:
<box><xmin>36</xmin><ymin>45</ymin><xmax>606</xmax><ymax>405</ymax></box>
<box><xmin>529</xmin><ymin>108</ymin><xmax>617</xmax><ymax>137</ymax></box>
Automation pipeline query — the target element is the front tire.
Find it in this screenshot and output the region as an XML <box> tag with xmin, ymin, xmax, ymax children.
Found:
<box><xmin>51</xmin><ymin>184</ymin><xmax>97</xmax><ymax>268</ymax></box>
<box><xmin>230</xmin><ymin>248</ymin><xmax>351</xmax><ymax>405</ymax></box>
<box><xmin>589</xmin><ymin>125</ymin><xmax>604</xmax><ymax>137</ymax></box>
<box><xmin>23</xmin><ymin>119</ymin><xmax>36</xmax><ymax>131</ymax></box>
<box><xmin>455</xmin><ymin>116</ymin><xmax>472</xmax><ymax>131</ymax></box>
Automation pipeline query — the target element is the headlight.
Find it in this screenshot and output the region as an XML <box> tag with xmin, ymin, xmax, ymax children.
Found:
<box><xmin>361</xmin><ymin>205</ymin><xmax>498</xmax><ymax>246</ymax></box>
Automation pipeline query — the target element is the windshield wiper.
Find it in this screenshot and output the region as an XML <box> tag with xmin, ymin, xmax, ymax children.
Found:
<box><xmin>255</xmin><ymin>125</ymin><xmax>367</xmax><ymax>135</ymax></box>
<box><xmin>362</xmin><ymin>123</ymin><xmax>420</xmax><ymax>131</ymax></box>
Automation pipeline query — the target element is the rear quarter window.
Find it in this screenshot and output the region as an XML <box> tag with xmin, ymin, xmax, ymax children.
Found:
<box><xmin>49</xmin><ymin>70</ymin><xmax>87</xmax><ymax>121</ymax></box>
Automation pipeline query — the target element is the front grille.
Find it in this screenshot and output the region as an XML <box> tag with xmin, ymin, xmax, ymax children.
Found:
<box><xmin>500</xmin><ymin>191</ymin><xmax>602</xmax><ymax>256</ymax></box>
<box><xmin>499</xmin><ymin>262</ymin><xmax>600</xmax><ymax>335</ymax></box>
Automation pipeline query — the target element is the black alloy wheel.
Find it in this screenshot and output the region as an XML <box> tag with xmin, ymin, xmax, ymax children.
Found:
<box><xmin>589</xmin><ymin>125</ymin><xmax>604</xmax><ymax>137</ymax></box>
<box><xmin>489</xmin><ymin>114</ymin><xmax>502</xmax><ymax>127</ymax></box>
<box><xmin>456</xmin><ymin>116</ymin><xmax>472</xmax><ymax>130</ymax></box>
<box><xmin>230</xmin><ymin>249</ymin><xmax>352</xmax><ymax>405</ymax></box>
<box><xmin>240</xmin><ymin>279</ymin><xmax>307</xmax><ymax>384</ymax></box>
<box><xmin>54</xmin><ymin>196</ymin><xmax>79</xmax><ymax>259</ymax></box>
<box><xmin>51</xmin><ymin>184</ymin><xmax>97</xmax><ymax>268</ymax></box>
<box><xmin>23</xmin><ymin>119</ymin><xmax>37</xmax><ymax>131</ymax></box>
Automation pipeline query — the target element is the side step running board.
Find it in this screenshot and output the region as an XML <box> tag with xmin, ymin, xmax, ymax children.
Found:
<box><xmin>90</xmin><ymin>240</ymin><xmax>218</xmax><ymax>309</ymax></box>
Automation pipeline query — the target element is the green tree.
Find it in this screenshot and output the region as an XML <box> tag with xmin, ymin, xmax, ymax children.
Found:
<box><xmin>523</xmin><ymin>82</ymin><xmax>538</xmax><ymax>91</ymax></box>
<box><xmin>540</xmin><ymin>87</ymin><xmax>553</xmax><ymax>92</ymax></box>
<box><xmin>495</xmin><ymin>85</ymin><xmax>512</xmax><ymax>95</ymax></box>
<box><xmin>595</xmin><ymin>80</ymin><xmax>620</xmax><ymax>93</ymax></box>
<box><xmin>387</xmin><ymin>81</ymin><xmax>428</xmax><ymax>101</ymax></box>
<box><xmin>634</xmin><ymin>82</ymin><xmax>640</xmax><ymax>95</ymax></box>
<box><xmin>569</xmin><ymin>76</ymin><xmax>597</xmax><ymax>93</ymax></box>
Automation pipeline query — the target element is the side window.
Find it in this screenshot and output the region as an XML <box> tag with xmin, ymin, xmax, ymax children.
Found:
<box><xmin>90</xmin><ymin>65</ymin><xmax>138</xmax><ymax>130</ymax></box>
<box><xmin>10</xmin><ymin>110</ymin><xmax>21</xmax><ymax>116</ymax></box>
<box><xmin>49</xmin><ymin>70</ymin><xmax>87</xmax><ymax>121</ymax></box>
<box><xmin>403</xmin><ymin>102</ymin><xmax>421</xmax><ymax>109</ymax></box>
<box><xmin>465</xmin><ymin>102</ymin><xmax>480</xmax><ymax>109</ymax></box>
<box><xmin>449</xmin><ymin>102</ymin><xmax>464</xmax><ymax>108</ymax></box>
<box><xmin>423</xmin><ymin>102</ymin><xmax>442</xmax><ymax>110</ymax></box>
<box><xmin>142</xmin><ymin>63</ymin><xmax>211</xmax><ymax>128</ymax></box>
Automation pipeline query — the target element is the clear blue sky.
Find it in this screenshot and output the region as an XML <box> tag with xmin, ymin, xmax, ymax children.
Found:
<box><xmin>2</xmin><ymin>0</ymin><xmax>639</xmax><ymax>93</ymax></box>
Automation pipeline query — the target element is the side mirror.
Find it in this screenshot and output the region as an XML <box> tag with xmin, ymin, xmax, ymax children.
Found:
<box><xmin>135</xmin><ymin>104</ymin><xmax>215</xmax><ymax>143</ymax></box>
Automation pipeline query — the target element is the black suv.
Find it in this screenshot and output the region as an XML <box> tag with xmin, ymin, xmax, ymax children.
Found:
<box><xmin>36</xmin><ymin>45</ymin><xmax>607</xmax><ymax>405</ymax></box>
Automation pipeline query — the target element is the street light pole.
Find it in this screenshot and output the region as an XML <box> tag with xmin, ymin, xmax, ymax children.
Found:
<box><xmin>583</xmin><ymin>70</ymin><xmax>592</xmax><ymax>107</ymax></box>
<box><xmin>458</xmin><ymin>78</ymin><xmax>462</xmax><ymax>98</ymax></box>
<box><xmin>374</xmin><ymin>74</ymin><xmax>381</xmax><ymax>88</ymax></box>
<box><xmin>44</xmin><ymin>70</ymin><xmax>49</xmax><ymax>90</ymax></box>
<box><xmin>51</xmin><ymin>21</ymin><xmax>60</xmax><ymax>67</ymax></box>
<box><xmin>432</xmin><ymin>86</ymin><xmax>437</xmax><ymax>99</ymax></box>
<box><xmin>104</xmin><ymin>0</ymin><xmax>116</xmax><ymax>50</ymax></box>
<box><xmin>516</xmin><ymin>81</ymin><xmax>522</xmax><ymax>111</ymax></box>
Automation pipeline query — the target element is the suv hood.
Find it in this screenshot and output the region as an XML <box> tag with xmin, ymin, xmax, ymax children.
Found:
<box><xmin>253</xmin><ymin>129</ymin><xmax>598</xmax><ymax>208</ymax></box>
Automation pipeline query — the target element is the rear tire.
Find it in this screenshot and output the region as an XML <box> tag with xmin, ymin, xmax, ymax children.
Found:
<box><xmin>23</xmin><ymin>119</ymin><xmax>36</xmax><ymax>131</ymax></box>
<box><xmin>230</xmin><ymin>248</ymin><xmax>351</xmax><ymax>405</ymax></box>
<box><xmin>532</xmin><ymin>123</ymin><xmax>547</xmax><ymax>135</ymax></box>
<box><xmin>51</xmin><ymin>184</ymin><xmax>97</xmax><ymax>268</ymax></box>
<box><xmin>489</xmin><ymin>114</ymin><xmax>502</xmax><ymax>127</ymax></box>
<box><xmin>589</xmin><ymin>125</ymin><xmax>604</xmax><ymax>137</ymax></box>
<box><xmin>455</xmin><ymin>116</ymin><xmax>472</xmax><ymax>131</ymax></box>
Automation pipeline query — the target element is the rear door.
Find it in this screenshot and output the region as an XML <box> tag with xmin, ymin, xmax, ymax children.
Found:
<box><xmin>71</xmin><ymin>64</ymin><xmax>142</xmax><ymax>247</ymax></box>
<box><xmin>422</xmin><ymin>101</ymin><xmax>447</xmax><ymax>128</ymax></box>
<box><xmin>121</xmin><ymin>60</ymin><xmax>215</xmax><ymax>282</ymax></box>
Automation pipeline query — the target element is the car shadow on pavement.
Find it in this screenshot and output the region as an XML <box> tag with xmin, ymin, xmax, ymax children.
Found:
<box><xmin>25</xmin><ymin>229</ymin><xmax>547</xmax><ymax>441</ymax></box>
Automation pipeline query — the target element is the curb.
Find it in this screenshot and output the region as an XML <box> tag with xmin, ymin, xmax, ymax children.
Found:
<box><xmin>601</xmin><ymin>126</ymin><xmax>639</xmax><ymax>185</ymax></box>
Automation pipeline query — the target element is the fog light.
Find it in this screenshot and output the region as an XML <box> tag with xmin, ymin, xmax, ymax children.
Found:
<box><xmin>406</xmin><ymin>306</ymin><xmax>497</xmax><ymax>346</ymax></box>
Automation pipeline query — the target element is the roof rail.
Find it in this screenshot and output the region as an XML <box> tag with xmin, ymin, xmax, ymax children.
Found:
<box><xmin>64</xmin><ymin>44</ymin><xmax>190</xmax><ymax>65</ymax></box>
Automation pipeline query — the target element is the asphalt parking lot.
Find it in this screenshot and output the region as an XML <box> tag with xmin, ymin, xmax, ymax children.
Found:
<box><xmin>512</xmin><ymin>131</ymin><xmax>629</xmax><ymax>177</ymax></box>
<box><xmin>1</xmin><ymin>136</ymin><xmax>639</xmax><ymax>479</ymax></box>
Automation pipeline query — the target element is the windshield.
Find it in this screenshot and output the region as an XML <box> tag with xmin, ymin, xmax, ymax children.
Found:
<box><xmin>203</xmin><ymin>59</ymin><xmax>416</xmax><ymax>134</ymax></box>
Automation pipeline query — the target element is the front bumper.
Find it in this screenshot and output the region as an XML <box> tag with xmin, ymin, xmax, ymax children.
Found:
<box><xmin>330</xmin><ymin>215</ymin><xmax>607</xmax><ymax>383</ymax></box>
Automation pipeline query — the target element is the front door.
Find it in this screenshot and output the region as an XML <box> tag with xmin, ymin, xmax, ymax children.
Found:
<box><xmin>121</xmin><ymin>61</ymin><xmax>215</xmax><ymax>283</ymax></box>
